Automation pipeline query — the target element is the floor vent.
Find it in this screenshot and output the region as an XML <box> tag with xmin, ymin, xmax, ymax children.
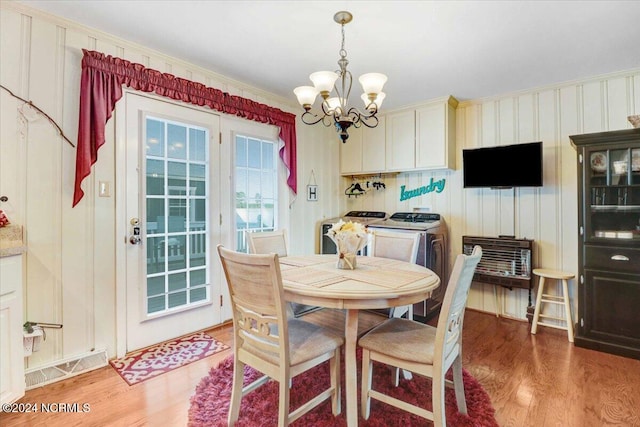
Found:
<box><xmin>25</xmin><ymin>349</ymin><xmax>108</xmax><ymax>390</ymax></box>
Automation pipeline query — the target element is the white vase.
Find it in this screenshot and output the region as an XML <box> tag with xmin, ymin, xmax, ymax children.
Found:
<box><xmin>337</xmin><ymin>252</ymin><xmax>357</xmax><ymax>270</ymax></box>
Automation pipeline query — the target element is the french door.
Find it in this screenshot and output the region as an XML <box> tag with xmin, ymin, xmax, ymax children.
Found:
<box><xmin>122</xmin><ymin>92</ymin><xmax>221</xmax><ymax>352</ymax></box>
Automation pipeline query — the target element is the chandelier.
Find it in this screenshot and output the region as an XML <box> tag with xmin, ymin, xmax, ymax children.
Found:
<box><xmin>293</xmin><ymin>11</ymin><xmax>387</xmax><ymax>143</ymax></box>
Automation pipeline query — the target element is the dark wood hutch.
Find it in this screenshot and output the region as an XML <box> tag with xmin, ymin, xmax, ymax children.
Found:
<box><xmin>570</xmin><ymin>128</ymin><xmax>640</xmax><ymax>360</ymax></box>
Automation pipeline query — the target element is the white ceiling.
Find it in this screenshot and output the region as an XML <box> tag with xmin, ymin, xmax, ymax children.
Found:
<box><xmin>15</xmin><ymin>0</ymin><xmax>640</xmax><ymax>110</ymax></box>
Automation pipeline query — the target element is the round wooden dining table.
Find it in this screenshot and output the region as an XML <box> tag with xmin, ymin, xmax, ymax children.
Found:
<box><xmin>279</xmin><ymin>254</ymin><xmax>440</xmax><ymax>427</ymax></box>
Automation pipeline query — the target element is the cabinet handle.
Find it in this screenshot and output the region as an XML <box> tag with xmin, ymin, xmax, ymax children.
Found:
<box><xmin>611</xmin><ymin>255</ymin><xmax>629</xmax><ymax>261</ymax></box>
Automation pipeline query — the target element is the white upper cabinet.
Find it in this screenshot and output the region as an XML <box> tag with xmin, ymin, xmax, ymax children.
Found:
<box><xmin>415</xmin><ymin>96</ymin><xmax>458</xmax><ymax>170</ymax></box>
<box><xmin>385</xmin><ymin>110</ymin><xmax>415</xmax><ymax>171</ymax></box>
<box><xmin>361</xmin><ymin>116</ymin><xmax>386</xmax><ymax>173</ymax></box>
<box><xmin>340</xmin><ymin>125</ymin><xmax>363</xmax><ymax>174</ymax></box>
<box><xmin>340</xmin><ymin>117</ymin><xmax>386</xmax><ymax>175</ymax></box>
<box><xmin>339</xmin><ymin>96</ymin><xmax>457</xmax><ymax>175</ymax></box>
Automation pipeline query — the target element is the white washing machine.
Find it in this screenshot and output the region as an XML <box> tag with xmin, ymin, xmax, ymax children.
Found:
<box><xmin>320</xmin><ymin>210</ymin><xmax>388</xmax><ymax>255</ymax></box>
<box><xmin>368</xmin><ymin>212</ymin><xmax>448</xmax><ymax>321</ymax></box>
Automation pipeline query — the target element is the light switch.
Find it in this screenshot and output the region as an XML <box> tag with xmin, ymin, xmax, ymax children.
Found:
<box><xmin>99</xmin><ymin>181</ymin><xmax>111</xmax><ymax>197</ymax></box>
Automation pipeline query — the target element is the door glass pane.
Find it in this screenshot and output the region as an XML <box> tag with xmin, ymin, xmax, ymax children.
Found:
<box><xmin>146</xmin><ymin>159</ymin><xmax>165</xmax><ymax>195</ymax></box>
<box><xmin>248</xmin><ymin>170</ymin><xmax>261</xmax><ymax>200</ymax></box>
<box><xmin>168</xmin><ymin>162</ymin><xmax>187</xmax><ymax>194</ymax></box>
<box><xmin>190</xmin><ymin>288</ymin><xmax>207</xmax><ymax>303</ymax></box>
<box><xmin>261</xmin><ymin>171</ymin><xmax>274</xmax><ymax>198</ymax></box>
<box><xmin>248</xmin><ymin>138</ymin><xmax>261</xmax><ymax>168</ymax></box>
<box><xmin>145</xmin><ymin>117</ymin><xmax>210</xmax><ymax>315</ymax></box>
<box><xmin>146</xmin><ymin>199</ymin><xmax>164</xmax><ymax>233</ymax></box>
<box><xmin>147</xmin><ymin>276</ymin><xmax>165</xmax><ymax>296</ymax></box>
<box><xmin>189</xmin><ymin>128</ymin><xmax>206</xmax><ymax>161</ymax></box>
<box><xmin>190</xmin><ymin>269</ymin><xmax>206</xmax><ymax>286</ymax></box>
<box><xmin>168</xmin><ymin>291</ymin><xmax>187</xmax><ymax>308</ymax></box>
<box><xmin>148</xmin><ymin>296</ymin><xmax>165</xmax><ymax>314</ymax></box>
<box><xmin>168</xmin><ymin>272</ymin><xmax>186</xmax><ymax>292</ymax></box>
<box><xmin>190</xmin><ymin>233</ymin><xmax>206</xmax><ymax>267</ymax></box>
<box><xmin>236</xmin><ymin>136</ymin><xmax>247</xmax><ymax>167</ymax></box>
<box><xmin>610</xmin><ymin>149</ymin><xmax>629</xmax><ymax>186</ymax></box>
<box><xmin>167</xmin><ymin>124</ymin><xmax>187</xmax><ymax>159</ymax></box>
<box><xmin>146</xmin><ymin>118</ymin><xmax>165</xmax><ymax>157</ymax></box>
<box><xmin>190</xmin><ymin>164</ymin><xmax>206</xmax><ymax>196</ymax></box>
<box><xmin>234</xmin><ymin>134</ymin><xmax>278</xmax><ymax>252</ymax></box>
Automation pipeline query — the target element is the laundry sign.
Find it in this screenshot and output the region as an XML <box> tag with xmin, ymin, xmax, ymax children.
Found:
<box><xmin>399</xmin><ymin>178</ymin><xmax>446</xmax><ymax>201</ymax></box>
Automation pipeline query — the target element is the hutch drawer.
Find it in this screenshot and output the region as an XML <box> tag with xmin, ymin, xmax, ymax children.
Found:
<box><xmin>584</xmin><ymin>245</ymin><xmax>640</xmax><ymax>274</ymax></box>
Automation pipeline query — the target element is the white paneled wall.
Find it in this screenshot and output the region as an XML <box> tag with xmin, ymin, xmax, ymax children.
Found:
<box><xmin>0</xmin><ymin>3</ymin><xmax>340</xmax><ymax>368</ymax></box>
<box><xmin>344</xmin><ymin>72</ymin><xmax>640</xmax><ymax>320</ymax></box>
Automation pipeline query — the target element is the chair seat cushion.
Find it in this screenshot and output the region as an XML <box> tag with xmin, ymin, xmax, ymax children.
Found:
<box><xmin>247</xmin><ymin>319</ymin><xmax>344</xmax><ymax>366</ymax></box>
<box><xmin>289</xmin><ymin>319</ymin><xmax>344</xmax><ymax>365</ymax></box>
<box><xmin>359</xmin><ymin>318</ymin><xmax>437</xmax><ymax>364</ymax></box>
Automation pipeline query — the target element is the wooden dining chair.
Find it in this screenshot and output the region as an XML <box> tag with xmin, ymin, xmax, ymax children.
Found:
<box><xmin>246</xmin><ymin>229</ymin><xmax>288</xmax><ymax>258</ymax></box>
<box><xmin>359</xmin><ymin>245</ymin><xmax>483</xmax><ymax>427</ymax></box>
<box><xmin>246</xmin><ymin>229</ymin><xmax>319</xmax><ymax>317</ymax></box>
<box><xmin>370</xmin><ymin>229</ymin><xmax>421</xmax><ymax>319</ymax></box>
<box><xmin>217</xmin><ymin>245</ymin><xmax>344</xmax><ymax>426</ymax></box>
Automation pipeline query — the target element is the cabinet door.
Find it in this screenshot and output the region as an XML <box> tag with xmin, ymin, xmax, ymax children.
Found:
<box><xmin>385</xmin><ymin>110</ymin><xmax>415</xmax><ymax>171</ymax></box>
<box><xmin>340</xmin><ymin>125</ymin><xmax>363</xmax><ymax>174</ymax></box>
<box><xmin>415</xmin><ymin>101</ymin><xmax>456</xmax><ymax>170</ymax></box>
<box><xmin>583</xmin><ymin>145</ymin><xmax>640</xmax><ymax>243</ymax></box>
<box><xmin>579</xmin><ymin>269</ymin><xmax>640</xmax><ymax>354</ymax></box>
<box><xmin>361</xmin><ymin>116</ymin><xmax>385</xmax><ymax>173</ymax></box>
<box><xmin>0</xmin><ymin>255</ymin><xmax>25</xmax><ymax>404</ymax></box>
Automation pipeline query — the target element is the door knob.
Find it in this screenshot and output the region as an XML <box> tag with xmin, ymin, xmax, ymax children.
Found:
<box><xmin>130</xmin><ymin>218</ymin><xmax>142</xmax><ymax>245</ymax></box>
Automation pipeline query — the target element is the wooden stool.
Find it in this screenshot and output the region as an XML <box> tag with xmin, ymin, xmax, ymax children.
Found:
<box><xmin>531</xmin><ymin>269</ymin><xmax>575</xmax><ymax>342</ymax></box>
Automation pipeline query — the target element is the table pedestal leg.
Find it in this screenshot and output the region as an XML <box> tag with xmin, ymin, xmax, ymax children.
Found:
<box><xmin>344</xmin><ymin>309</ymin><xmax>359</xmax><ymax>426</ymax></box>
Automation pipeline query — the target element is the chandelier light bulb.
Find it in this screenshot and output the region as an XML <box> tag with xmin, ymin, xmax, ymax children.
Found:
<box><xmin>310</xmin><ymin>71</ymin><xmax>339</xmax><ymax>97</ymax></box>
<box><xmin>294</xmin><ymin>86</ymin><xmax>319</xmax><ymax>108</ymax></box>
<box><xmin>358</xmin><ymin>73</ymin><xmax>388</xmax><ymax>96</ymax></box>
<box><xmin>361</xmin><ymin>92</ymin><xmax>385</xmax><ymax>110</ymax></box>
<box><xmin>324</xmin><ymin>97</ymin><xmax>345</xmax><ymax>115</ymax></box>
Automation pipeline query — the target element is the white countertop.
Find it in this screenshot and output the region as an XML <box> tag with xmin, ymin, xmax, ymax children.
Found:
<box><xmin>0</xmin><ymin>224</ymin><xmax>26</xmax><ymax>257</ymax></box>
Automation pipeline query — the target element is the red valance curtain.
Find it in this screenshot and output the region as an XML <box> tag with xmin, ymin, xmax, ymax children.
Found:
<box><xmin>73</xmin><ymin>49</ymin><xmax>297</xmax><ymax>207</ymax></box>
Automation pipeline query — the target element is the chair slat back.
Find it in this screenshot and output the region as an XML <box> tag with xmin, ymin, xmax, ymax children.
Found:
<box><xmin>436</xmin><ymin>246</ymin><xmax>482</xmax><ymax>360</ymax></box>
<box><xmin>371</xmin><ymin>230</ymin><xmax>420</xmax><ymax>263</ymax></box>
<box><xmin>217</xmin><ymin>245</ymin><xmax>288</xmax><ymax>358</ymax></box>
<box><xmin>246</xmin><ymin>230</ymin><xmax>288</xmax><ymax>257</ymax></box>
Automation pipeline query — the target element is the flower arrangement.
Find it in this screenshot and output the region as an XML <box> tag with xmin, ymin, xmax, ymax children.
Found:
<box><xmin>325</xmin><ymin>220</ymin><xmax>370</xmax><ymax>269</ymax></box>
<box><xmin>0</xmin><ymin>210</ymin><xmax>10</xmax><ymax>228</ymax></box>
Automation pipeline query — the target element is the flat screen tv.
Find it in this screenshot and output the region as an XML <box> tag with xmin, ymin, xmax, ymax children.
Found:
<box><xmin>463</xmin><ymin>141</ymin><xmax>543</xmax><ymax>188</ymax></box>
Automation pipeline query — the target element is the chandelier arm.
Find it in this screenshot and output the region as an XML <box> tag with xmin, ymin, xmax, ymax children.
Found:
<box><xmin>358</xmin><ymin>114</ymin><xmax>380</xmax><ymax>129</ymax></box>
<box><xmin>300</xmin><ymin>110</ymin><xmax>328</xmax><ymax>126</ymax></box>
<box><xmin>346</xmin><ymin>106</ymin><xmax>380</xmax><ymax>129</ymax></box>
<box><xmin>322</xmin><ymin>115</ymin><xmax>335</xmax><ymax>127</ymax></box>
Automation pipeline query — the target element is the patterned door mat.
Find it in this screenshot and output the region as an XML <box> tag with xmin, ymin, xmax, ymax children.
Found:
<box><xmin>110</xmin><ymin>332</ymin><xmax>229</xmax><ymax>385</ymax></box>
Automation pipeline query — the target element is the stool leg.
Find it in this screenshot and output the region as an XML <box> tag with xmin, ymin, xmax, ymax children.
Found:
<box><xmin>531</xmin><ymin>276</ymin><xmax>546</xmax><ymax>334</ymax></box>
<box><xmin>562</xmin><ymin>279</ymin><xmax>574</xmax><ymax>343</ymax></box>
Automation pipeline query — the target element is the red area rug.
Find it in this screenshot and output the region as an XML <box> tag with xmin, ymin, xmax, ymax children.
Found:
<box><xmin>110</xmin><ymin>332</ymin><xmax>229</xmax><ymax>386</ymax></box>
<box><xmin>188</xmin><ymin>350</ymin><xmax>498</xmax><ymax>426</ymax></box>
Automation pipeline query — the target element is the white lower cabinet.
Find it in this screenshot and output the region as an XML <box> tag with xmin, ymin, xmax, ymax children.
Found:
<box><xmin>0</xmin><ymin>254</ymin><xmax>25</xmax><ymax>404</ymax></box>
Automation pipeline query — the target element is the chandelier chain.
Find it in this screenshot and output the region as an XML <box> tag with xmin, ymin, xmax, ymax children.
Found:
<box><xmin>340</xmin><ymin>23</ymin><xmax>347</xmax><ymax>59</ymax></box>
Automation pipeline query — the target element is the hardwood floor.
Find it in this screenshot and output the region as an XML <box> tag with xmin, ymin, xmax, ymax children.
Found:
<box><xmin>2</xmin><ymin>309</ymin><xmax>639</xmax><ymax>426</ymax></box>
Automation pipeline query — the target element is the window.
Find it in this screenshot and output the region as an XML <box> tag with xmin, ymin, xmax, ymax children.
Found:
<box><xmin>234</xmin><ymin>135</ymin><xmax>278</xmax><ymax>252</ymax></box>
